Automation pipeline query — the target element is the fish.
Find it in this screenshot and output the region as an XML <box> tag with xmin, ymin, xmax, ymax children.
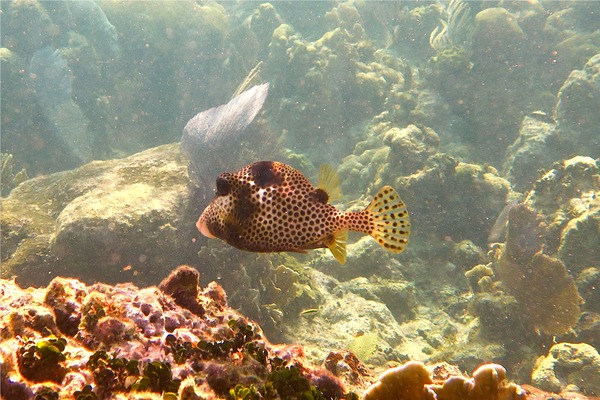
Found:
<box><xmin>181</xmin><ymin>83</ymin><xmax>271</xmax><ymax>198</ymax></box>
<box><xmin>487</xmin><ymin>198</ymin><xmax>521</xmax><ymax>243</ymax></box>
<box><xmin>197</xmin><ymin>161</ymin><xmax>411</xmax><ymax>264</ymax></box>
<box><xmin>299</xmin><ymin>308</ymin><xmax>319</xmax><ymax>316</ymax></box>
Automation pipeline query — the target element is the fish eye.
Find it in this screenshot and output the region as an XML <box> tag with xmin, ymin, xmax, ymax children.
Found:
<box><xmin>216</xmin><ymin>177</ymin><xmax>231</xmax><ymax>196</ymax></box>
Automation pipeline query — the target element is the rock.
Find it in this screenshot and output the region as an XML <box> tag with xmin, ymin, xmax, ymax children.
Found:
<box><xmin>1</xmin><ymin>143</ymin><xmax>198</xmax><ymax>287</ymax></box>
<box><xmin>494</xmin><ymin>204</ymin><xmax>581</xmax><ymax>336</ymax></box>
<box><xmin>526</xmin><ymin>156</ymin><xmax>600</xmax><ymax>273</ymax></box>
<box><xmin>556</xmin><ymin>53</ymin><xmax>600</xmax><ymax>158</ymax></box>
<box><xmin>503</xmin><ymin>114</ymin><xmax>561</xmax><ymax>193</ymax></box>
<box><xmin>396</xmin><ymin>155</ymin><xmax>511</xmax><ymax>247</ymax></box>
<box><xmin>382</xmin><ymin>124</ymin><xmax>440</xmax><ymax>176</ymax></box>
<box><xmin>557</xmin><ymin>189</ymin><xmax>600</xmax><ymax>272</ymax></box>
<box><xmin>532</xmin><ymin>342</ymin><xmax>600</xmax><ymax>396</ymax></box>
<box><xmin>472</xmin><ymin>7</ymin><xmax>526</xmax><ymax>66</ymax></box>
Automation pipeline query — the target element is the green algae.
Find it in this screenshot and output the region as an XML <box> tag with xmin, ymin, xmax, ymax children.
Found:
<box><xmin>17</xmin><ymin>336</ymin><xmax>68</xmax><ymax>383</ymax></box>
<box><xmin>348</xmin><ymin>332</ymin><xmax>379</xmax><ymax>363</ymax></box>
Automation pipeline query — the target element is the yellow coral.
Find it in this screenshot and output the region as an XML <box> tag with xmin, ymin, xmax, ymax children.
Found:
<box><xmin>364</xmin><ymin>362</ymin><xmax>528</xmax><ymax>400</ymax></box>
<box><xmin>363</xmin><ymin>361</ymin><xmax>434</xmax><ymax>400</ymax></box>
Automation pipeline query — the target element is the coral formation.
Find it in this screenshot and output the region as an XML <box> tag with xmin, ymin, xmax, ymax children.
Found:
<box><xmin>526</xmin><ymin>157</ymin><xmax>600</xmax><ymax>272</ymax></box>
<box><xmin>0</xmin><ymin>266</ymin><xmax>345</xmax><ymax>399</ymax></box>
<box><xmin>556</xmin><ymin>53</ymin><xmax>600</xmax><ymax>155</ymax></box>
<box><xmin>479</xmin><ymin>203</ymin><xmax>582</xmax><ymax>336</ymax></box>
<box><xmin>363</xmin><ymin>361</ymin><xmax>527</xmax><ymax>400</ymax></box>
<box><xmin>502</xmin><ymin>115</ymin><xmax>560</xmax><ymax>193</ymax></box>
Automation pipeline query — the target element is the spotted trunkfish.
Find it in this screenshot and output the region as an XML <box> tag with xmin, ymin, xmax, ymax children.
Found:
<box><xmin>197</xmin><ymin>161</ymin><xmax>411</xmax><ymax>264</ymax></box>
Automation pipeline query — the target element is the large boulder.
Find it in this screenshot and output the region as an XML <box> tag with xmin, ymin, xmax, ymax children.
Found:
<box><xmin>1</xmin><ymin>143</ymin><xmax>200</xmax><ymax>287</ymax></box>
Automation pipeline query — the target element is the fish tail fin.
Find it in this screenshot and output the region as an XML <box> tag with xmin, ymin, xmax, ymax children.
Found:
<box><xmin>326</xmin><ymin>229</ymin><xmax>348</xmax><ymax>265</ymax></box>
<box><xmin>363</xmin><ymin>186</ymin><xmax>411</xmax><ymax>253</ymax></box>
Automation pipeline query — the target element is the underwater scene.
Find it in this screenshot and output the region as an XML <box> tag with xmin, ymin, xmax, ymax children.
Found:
<box><xmin>1</xmin><ymin>0</ymin><xmax>599</xmax><ymax>399</ymax></box>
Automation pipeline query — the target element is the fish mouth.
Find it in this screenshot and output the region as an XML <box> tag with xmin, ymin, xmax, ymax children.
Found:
<box><xmin>197</xmin><ymin>216</ymin><xmax>216</xmax><ymax>238</ymax></box>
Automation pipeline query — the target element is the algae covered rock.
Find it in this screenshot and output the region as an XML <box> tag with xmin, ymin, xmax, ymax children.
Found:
<box><xmin>397</xmin><ymin>155</ymin><xmax>511</xmax><ymax>246</ymax></box>
<box><xmin>532</xmin><ymin>342</ymin><xmax>600</xmax><ymax>396</ymax></box>
<box><xmin>1</xmin><ymin>143</ymin><xmax>198</xmax><ymax>287</ymax></box>
<box><xmin>472</xmin><ymin>7</ymin><xmax>526</xmax><ymax>66</ymax></box>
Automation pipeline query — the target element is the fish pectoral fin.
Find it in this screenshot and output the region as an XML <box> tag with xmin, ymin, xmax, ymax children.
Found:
<box><xmin>326</xmin><ymin>229</ymin><xmax>348</xmax><ymax>265</ymax></box>
<box><xmin>317</xmin><ymin>164</ymin><xmax>343</xmax><ymax>203</ymax></box>
<box><xmin>366</xmin><ymin>186</ymin><xmax>411</xmax><ymax>254</ymax></box>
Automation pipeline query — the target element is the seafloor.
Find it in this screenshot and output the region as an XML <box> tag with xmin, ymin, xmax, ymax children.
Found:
<box><xmin>1</xmin><ymin>1</ymin><xmax>599</xmax><ymax>399</ymax></box>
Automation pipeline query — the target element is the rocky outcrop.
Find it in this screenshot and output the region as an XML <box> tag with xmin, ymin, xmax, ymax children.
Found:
<box><xmin>1</xmin><ymin>143</ymin><xmax>199</xmax><ymax>287</ymax></box>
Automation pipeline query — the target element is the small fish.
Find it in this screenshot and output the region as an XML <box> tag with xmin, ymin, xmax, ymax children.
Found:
<box><xmin>487</xmin><ymin>198</ymin><xmax>520</xmax><ymax>243</ymax></box>
<box><xmin>299</xmin><ymin>308</ymin><xmax>319</xmax><ymax>316</ymax></box>
<box><xmin>197</xmin><ymin>161</ymin><xmax>411</xmax><ymax>264</ymax></box>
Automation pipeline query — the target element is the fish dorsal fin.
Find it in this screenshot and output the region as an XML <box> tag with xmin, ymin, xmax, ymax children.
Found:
<box><xmin>366</xmin><ymin>186</ymin><xmax>411</xmax><ymax>254</ymax></box>
<box><xmin>317</xmin><ymin>164</ymin><xmax>343</xmax><ymax>203</ymax></box>
<box><xmin>326</xmin><ymin>229</ymin><xmax>348</xmax><ymax>265</ymax></box>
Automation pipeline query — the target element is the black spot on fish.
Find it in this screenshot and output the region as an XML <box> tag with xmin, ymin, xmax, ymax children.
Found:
<box><xmin>251</xmin><ymin>161</ymin><xmax>283</xmax><ymax>188</ymax></box>
<box><xmin>310</xmin><ymin>188</ymin><xmax>329</xmax><ymax>204</ymax></box>
<box><xmin>215</xmin><ymin>175</ymin><xmax>231</xmax><ymax>196</ymax></box>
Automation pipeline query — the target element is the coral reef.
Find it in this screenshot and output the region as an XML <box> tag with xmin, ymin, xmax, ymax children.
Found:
<box><xmin>2</xmin><ymin>2</ymin><xmax>600</xmax><ymax>396</ymax></box>
<box><xmin>526</xmin><ymin>157</ymin><xmax>600</xmax><ymax>272</ymax></box>
<box><xmin>338</xmin><ymin>121</ymin><xmax>511</xmax><ymax>247</ymax></box>
<box><xmin>3</xmin><ymin>266</ymin><xmax>590</xmax><ymax>400</ymax></box>
<box><xmin>502</xmin><ymin>114</ymin><xmax>560</xmax><ymax>193</ymax></box>
<box><xmin>0</xmin><ymin>266</ymin><xmax>346</xmax><ymax>399</ymax></box>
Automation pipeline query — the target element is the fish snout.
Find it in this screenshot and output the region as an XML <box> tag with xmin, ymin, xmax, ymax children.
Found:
<box><xmin>197</xmin><ymin>213</ymin><xmax>216</xmax><ymax>238</ymax></box>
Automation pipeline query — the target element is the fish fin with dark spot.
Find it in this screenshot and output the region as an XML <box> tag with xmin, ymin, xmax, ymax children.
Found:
<box><xmin>366</xmin><ymin>186</ymin><xmax>411</xmax><ymax>254</ymax></box>
<box><xmin>326</xmin><ymin>229</ymin><xmax>348</xmax><ymax>265</ymax></box>
<box><xmin>317</xmin><ymin>164</ymin><xmax>342</xmax><ymax>203</ymax></box>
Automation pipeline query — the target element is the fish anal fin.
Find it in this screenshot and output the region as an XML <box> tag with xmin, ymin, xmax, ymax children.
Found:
<box><xmin>326</xmin><ymin>229</ymin><xmax>348</xmax><ymax>265</ymax></box>
<box><xmin>366</xmin><ymin>186</ymin><xmax>411</xmax><ymax>254</ymax></box>
<box><xmin>317</xmin><ymin>164</ymin><xmax>343</xmax><ymax>203</ymax></box>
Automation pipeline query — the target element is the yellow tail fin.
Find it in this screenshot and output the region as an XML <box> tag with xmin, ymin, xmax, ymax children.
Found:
<box><xmin>366</xmin><ymin>186</ymin><xmax>410</xmax><ymax>253</ymax></box>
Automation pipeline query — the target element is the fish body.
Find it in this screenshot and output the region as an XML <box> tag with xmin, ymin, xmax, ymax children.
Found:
<box><xmin>197</xmin><ymin>161</ymin><xmax>410</xmax><ymax>264</ymax></box>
